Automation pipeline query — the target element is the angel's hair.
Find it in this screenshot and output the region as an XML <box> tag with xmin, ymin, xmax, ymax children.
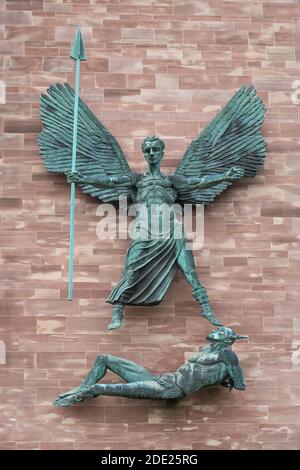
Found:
<box><xmin>141</xmin><ymin>136</ymin><xmax>165</xmax><ymax>152</ymax></box>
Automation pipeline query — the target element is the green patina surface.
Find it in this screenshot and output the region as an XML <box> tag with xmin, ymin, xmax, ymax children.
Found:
<box><xmin>53</xmin><ymin>327</ymin><xmax>247</xmax><ymax>405</ymax></box>
<box><xmin>38</xmin><ymin>79</ymin><xmax>266</xmax><ymax>331</ymax></box>
<box><xmin>68</xmin><ymin>27</ymin><xmax>86</xmax><ymax>301</ymax></box>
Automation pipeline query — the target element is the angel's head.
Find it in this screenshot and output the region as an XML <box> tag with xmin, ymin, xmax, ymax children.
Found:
<box><xmin>141</xmin><ymin>136</ymin><xmax>165</xmax><ymax>165</ymax></box>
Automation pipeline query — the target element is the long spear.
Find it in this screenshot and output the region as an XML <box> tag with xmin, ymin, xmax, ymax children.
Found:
<box><xmin>68</xmin><ymin>27</ymin><xmax>86</xmax><ymax>301</ymax></box>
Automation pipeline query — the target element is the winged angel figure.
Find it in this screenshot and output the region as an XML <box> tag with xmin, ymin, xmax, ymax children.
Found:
<box><xmin>38</xmin><ymin>84</ymin><xmax>266</xmax><ymax>331</ymax></box>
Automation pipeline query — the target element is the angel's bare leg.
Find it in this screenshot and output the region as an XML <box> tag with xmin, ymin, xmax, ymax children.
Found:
<box><xmin>108</xmin><ymin>303</ymin><xmax>124</xmax><ymax>330</ymax></box>
<box><xmin>177</xmin><ymin>246</ymin><xmax>222</xmax><ymax>326</ymax></box>
<box><xmin>54</xmin><ymin>380</ymin><xmax>182</xmax><ymax>407</ymax></box>
<box><xmin>54</xmin><ymin>354</ymin><xmax>154</xmax><ymax>403</ymax></box>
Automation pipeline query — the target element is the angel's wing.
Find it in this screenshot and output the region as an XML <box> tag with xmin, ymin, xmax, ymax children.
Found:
<box><xmin>38</xmin><ymin>83</ymin><xmax>133</xmax><ymax>202</ymax></box>
<box><xmin>175</xmin><ymin>85</ymin><xmax>266</xmax><ymax>205</ymax></box>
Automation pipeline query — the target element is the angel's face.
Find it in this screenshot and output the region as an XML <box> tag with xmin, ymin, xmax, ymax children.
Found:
<box><xmin>143</xmin><ymin>140</ymin><xmax>164</xmax><ymax>165</ymax></box>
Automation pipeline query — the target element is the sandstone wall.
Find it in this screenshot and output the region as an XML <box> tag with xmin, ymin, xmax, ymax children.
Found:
<box><xmin>0</xmin><ymin>0</ymin><xmax>300</xmax><ymax>450</ymax></box>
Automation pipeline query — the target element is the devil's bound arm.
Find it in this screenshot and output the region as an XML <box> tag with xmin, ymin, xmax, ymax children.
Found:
<box><xmin>174</xmin><ymin>166</ymin><xmax>245</xmax><ymax>190</ymax></box>
<box><xmin>66</xmin><ymin>171</ymin><xmax>135</xmax><ymax>187</ymax></box>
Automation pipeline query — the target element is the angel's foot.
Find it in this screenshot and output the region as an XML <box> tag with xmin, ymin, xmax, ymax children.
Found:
<box><xmin>201</xmin><ymin>303</ymin><xmax>223</xmax><ymax>327</ymax></box>
<box><xmin>108</xmin><ymin>305</ymin><xmax>124</xmax><ymax>330</ymax></box>
<box><xmin>108</xmin><ymin>318</ymin><xmax>122</xmax><ymax>330</ymax></box>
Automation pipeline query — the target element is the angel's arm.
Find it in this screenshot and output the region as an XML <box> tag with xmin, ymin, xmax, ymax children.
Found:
<box><xmin>174</xmin><ymin>166</ymin><xmax>244</xmax><ymax>191</ymax></box>
<box><xmin>67</xmin><ymin>171</ymin><xmax>136</xmax><ymax>188</ymax></box>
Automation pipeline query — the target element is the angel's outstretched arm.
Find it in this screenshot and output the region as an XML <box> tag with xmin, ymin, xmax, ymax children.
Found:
<box><xmin>66</xmin><ymin>171</ymin><xmax>136</xmax><ymax>188</ymax></box>
<box><xmin>174</xmin><ymin>166</ymin><xmax>244</xmax><ymax>191</ymax></box>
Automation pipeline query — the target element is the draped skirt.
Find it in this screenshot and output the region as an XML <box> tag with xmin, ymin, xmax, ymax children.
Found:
<box><xmin>107</xmin><ymin>235</ymin><xmax>185</xmax><ymax>306</ymax></box>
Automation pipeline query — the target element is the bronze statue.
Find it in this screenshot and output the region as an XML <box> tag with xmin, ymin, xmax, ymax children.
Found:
<box><xmin>53</xmin><ymin>326</ymin><xmax>247</xmax><ymax>406</ymax></box>
<box><xmin>38</xmin><ymin>83</ymin><xmax>266</xmax><ymax>331</ymax></box>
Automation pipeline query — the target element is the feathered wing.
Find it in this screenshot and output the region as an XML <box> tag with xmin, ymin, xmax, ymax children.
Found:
<box><xmin>38</xmin><ymin>83</ymin><xmax>133</xmax><ymax>202</ymax></box>
<box><xmin>175</xmin><ymin>85</ymin><xmax>266</xmax><ymax>205</ymax></box>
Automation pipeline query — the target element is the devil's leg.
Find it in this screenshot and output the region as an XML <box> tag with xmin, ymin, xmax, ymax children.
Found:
<box><xmin>54</xmin><ymin>380</ymin><xmax>182</xmax><ymax>407</ymax></box>
<box><xmin>56</xmin><ymin>354</ymin><xmax>154</xmax><ymax>401</ymax></box>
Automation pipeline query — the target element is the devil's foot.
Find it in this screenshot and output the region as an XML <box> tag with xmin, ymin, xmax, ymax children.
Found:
<box><xmin>53</xmin><ymin>393</ymin><xmax>80</xmax><ymax>407</ymax></box>
<box><xmin>201</xmin><ymin>304</ymin><xmax>223</xmax><ymax>327</ymax></box>
<box><xmin>58</xmin><ymin>385</ymin><xmax>86</xmax><ymax>399</ymax></box>
<box><xmin>54</xmin><ymin>387</ymin><xmax>95</xmax><ymax>407</ymax></box>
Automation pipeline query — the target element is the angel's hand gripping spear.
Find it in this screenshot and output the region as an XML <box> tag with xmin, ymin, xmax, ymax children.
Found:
<box><xmin>38</xmin><ymin>69</ymin><xmax>266</xmax><ymax>331</ymax></box>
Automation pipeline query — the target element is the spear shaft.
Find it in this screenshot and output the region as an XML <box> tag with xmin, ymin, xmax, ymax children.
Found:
<box><xmin>68</xmin><ymin>27</ymin><xmax>86</xmax><ymax>301</ymax></box>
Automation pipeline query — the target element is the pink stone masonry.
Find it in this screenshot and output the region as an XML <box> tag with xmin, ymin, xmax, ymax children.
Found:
<box><xmin>0</xmin><ymin>0</ymin><xmax>300</xmax><ymax>451</ymax></box>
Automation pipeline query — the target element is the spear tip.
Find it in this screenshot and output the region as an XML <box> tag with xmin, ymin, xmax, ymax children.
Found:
<box><xmin>70</xmin><ymin>26</ymin><xmax>87</xmax><ymax>61</ymax></box>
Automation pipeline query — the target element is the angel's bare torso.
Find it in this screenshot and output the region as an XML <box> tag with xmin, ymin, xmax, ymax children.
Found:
<box><xmin>132</xmin><ymin>173</ymin><xmax>180</xmax><ymax>238</ymax></box>
<box><xmin>134</xmin><ymin>173</ymin><xmax>177</xmax><ymax>206</ymax></box>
